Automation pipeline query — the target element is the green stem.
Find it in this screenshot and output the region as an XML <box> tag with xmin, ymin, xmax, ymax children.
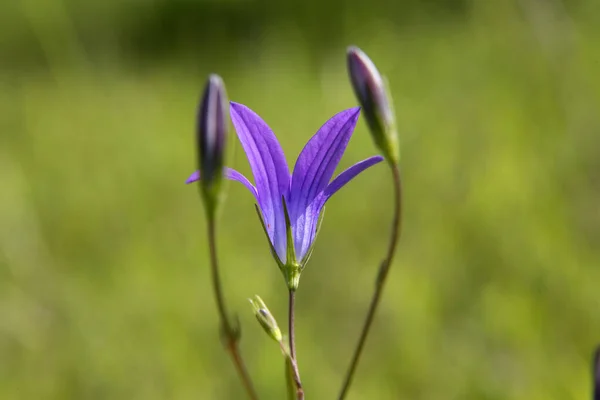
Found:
<box><xmin>288</xmin><ymin>290</ymin><xmax>304</xmax><ymax>400</ymax></box>
<box><xmin>594</xmin><ymin>344</ymin><xmax>600</xmax><ymax>400</ymax></box>
<box><xmin>207</xmin><ymin>216</ymin><xmax>259</xmax><ymax>400</ymax></box>
<box><xmin>337</xmin><ymin>162</ymin><xmax>403</xmax><ymax>400</ymax></box>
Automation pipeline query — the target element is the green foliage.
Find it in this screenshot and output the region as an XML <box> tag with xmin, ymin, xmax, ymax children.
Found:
<box><xmin>1</xmin><ymin>0</ymin><xmax>599</xmax><ymax>399</ymax></box>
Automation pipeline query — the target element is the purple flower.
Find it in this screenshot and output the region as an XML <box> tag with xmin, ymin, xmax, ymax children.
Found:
<box><xmin>187</xmin><ymin>102</ymin><xmax>383</xmax><ymax>288</ymax></box>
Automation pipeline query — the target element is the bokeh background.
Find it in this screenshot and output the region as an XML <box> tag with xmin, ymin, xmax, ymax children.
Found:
<box><xmin>1</xmin><ymin>0</ymin><xmax>599</xmax><ymax>398</ymax></box>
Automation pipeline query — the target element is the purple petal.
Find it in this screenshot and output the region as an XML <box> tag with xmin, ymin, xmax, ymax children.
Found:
<box><xmin>289</xmin><ymin>107</ymin><xmax>361</xmax><ymax>256</ymax></box>
<box><xmin>186</xmin><ymin>171</ymin><xmax>201</xmax><ymax>184</ymax></box>
<box><xmin>186</xmin><ymin>168</ymin><xmax>258</xmax><ymax>200</ymax></box>
<box><xmin>323</xmin><ymin>156</ymin><xmax>384</xmax><ymax>198</ymax></box>
<box><xmin>225</xmin><ymin>168</ymin><xmax>259</xmax><ymax>199</ymax></box>
<box><xmin>293</xmin><ymin>197</ymin><xmax>326</xmax><ymax>260</ymax></box>
<box><xmin>294</xmin><ymin>155</ymin><xmax>383</xmax><ymax>260</ymax></box>
<box><xmin>230</xmin><ymin>102</ymin><xmax>290</xmax><ymax>260</ymax></box>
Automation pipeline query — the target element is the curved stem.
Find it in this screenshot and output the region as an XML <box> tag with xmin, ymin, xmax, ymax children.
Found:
<box><xmin>207</xmin><ymin>216</ymin><xmax>259</xmax><ymax>400</ymax></box>
<box><xmin>288</xmin><ymin>290</ymin><xmax>305</xmax><ymax>400</ymax></box>
<box><xmin>337</xmin><ymin>162</ymin><xmax>403</xmax><ymax>400</ymax></box>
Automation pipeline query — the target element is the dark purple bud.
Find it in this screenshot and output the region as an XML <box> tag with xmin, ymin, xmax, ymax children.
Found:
<box><xmin>347</xmin><ymin>46</ymin><xmax>399</xmax><ymax>164</ymax></box>
<box><xmin>197</xmin><ymin>74</ymin><xmax>228</xmax><ymax>210</ymax></box>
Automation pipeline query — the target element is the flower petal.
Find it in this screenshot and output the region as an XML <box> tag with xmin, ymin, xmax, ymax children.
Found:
<box><xmin>230</xmin><ymin>102</ymin><xmax>290</xmax><ymax>260</ymax></box>
<box><xmin>323</xmin><ymin>155</ymin><xmax>384</xmax><ymax>198</ymax></box>
<box><xmin>289</xmin><ymin>107</ymin><xmax>361</xmax><ymax>256</ymax></box>
<box><xmin>294</xmin><ymin>155</ymin><xmax>383</xmax><ymax>259</ymax></box>
<box><xmin>290</xmin><ymin>108</ymin><xmax>361</xmax><ymax>206</ymax></box>
<box><xmin>186</xmin><ymin>171</ymin><xmax>201</xmax><ymax>184</ymax></box>
<box><xmin>293</xmin><ymin>197</ymin><xmax>326</xmax><ymax>261</ymax></box>
<box><xmin>186</xmin><ymin>168</ymin><xmax>258</xmax><ymax>200</ymax></box>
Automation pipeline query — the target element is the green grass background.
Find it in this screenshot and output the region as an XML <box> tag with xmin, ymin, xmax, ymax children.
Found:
<box><xmin>1</xmin><ymin>0</ymin><xmax>599</xmax><ymax>398</ymax></box>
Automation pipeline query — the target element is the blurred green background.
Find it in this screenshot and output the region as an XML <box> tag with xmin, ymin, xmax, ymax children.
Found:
<box><xmin>1</xmin><ymin>0</ymin><xmax>599</xmax><ymax>398</ymax></box>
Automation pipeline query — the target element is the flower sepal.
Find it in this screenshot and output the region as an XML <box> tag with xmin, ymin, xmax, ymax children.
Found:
<box><xmin>254</xmin><ymin>204</ymin><xmax>285</xmax><ymax>265</ymax></box>
<box><xmin>281</xmin><ymin>196</ymin><xmax>303</xmax><ymax>291</ymax></box>
<box><xmin>298</xmin><ymin>206</ymin><xmax>325</xmax><ymax>268</ymax></box>
<box><xmin>282</xmin><ymin>262</ymin><xmax>302</xmax><ymax>292</ymax></box>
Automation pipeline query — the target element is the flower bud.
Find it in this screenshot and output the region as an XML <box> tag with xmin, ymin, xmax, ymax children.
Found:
<box><xmin>347</xmin><ymin>46</ymin><xmax>399</xmax><ymax>164</ymax></box>
<box><xmin>197</xmin><ymin>74</ymin><xmax>228</xmax><ymax>213</ymax></box>
<box><xmin>249</xmin><ymin>295</ymin><xmax>283</xmax><ymax>343</ymax></box>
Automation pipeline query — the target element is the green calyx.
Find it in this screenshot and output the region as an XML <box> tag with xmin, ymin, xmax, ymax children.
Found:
<box><xmin>380</xmin><ymin>76</ymin><xmax>400</xmax><ymax>165</ymax></box>
<box><xmin>281</xmin><ymin>197</ymin><xmax>302</xmax><ymax>291</ymax></box>
<box><xmin>282</xmin><ymin>262</ymin><xmax>302</xmax><ymax>291</ymax></box>
<box><xmin>364</xmin><ymin>76</ymin><xmax>399</xmax><ymax>166</ymax></box>
<box><xmin>254</xmin><ymin>197</ymin><xmax>327</xmax><ymax>291</ymax></box>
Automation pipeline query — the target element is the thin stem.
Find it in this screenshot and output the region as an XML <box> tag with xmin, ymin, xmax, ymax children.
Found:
<box><xmin>288</xmin><ymin>289</ymin><xmax>304</xmax><ymax>400</ymax></box>
<box><xmin>288</xmin><ymin>290</ymin><xmax>297</xmax><ymax>360</ymax></box>
<box><xmin>594</xmin><ymin>345</ymin><xmax>600</xmax><ymax>400</ymax></box>
<box><xmin>207</xmin><ymin>216</ymin><xmax>259</xmax><ymax>400</ymax></box>
<box><xmin>337</xmin><ymin>162</ymin><xmax>403</xmax><ymax>400</ymax></box>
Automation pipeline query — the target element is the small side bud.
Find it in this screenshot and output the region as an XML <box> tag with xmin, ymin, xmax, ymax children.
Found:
<box><xmin>197</xmin><ymin>74</ymin><xmax>228</xmax><ymax>215</ymax></box>
<box><xmin>347</xmin><ymin>46</ymin><xmax>399</xmax><ymax>164</ymax></box>
<box><xmin>249</xmin><ymin>295</ymin><xmax>283</xmax><ymax>342</ymax></box>
<box><xmin>594</xmin><ymin>345</ymin><xmax>600</xmax><ymax>400</ymax></box>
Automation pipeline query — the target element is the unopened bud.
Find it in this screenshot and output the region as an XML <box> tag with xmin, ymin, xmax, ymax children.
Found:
<box><xmin>249</xmin><ymin>295</ymin><xmax>282</xmax><ymax>342</ymax></box>
<box><xmin>347</xmin><ymin>46</ymin><xmax>399</xmax><ymax>164</ymax></box>
<box><xmin>197</xmin><ymin>74</ymin><xmax>228</xmax><ymax>214</ymax></box>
